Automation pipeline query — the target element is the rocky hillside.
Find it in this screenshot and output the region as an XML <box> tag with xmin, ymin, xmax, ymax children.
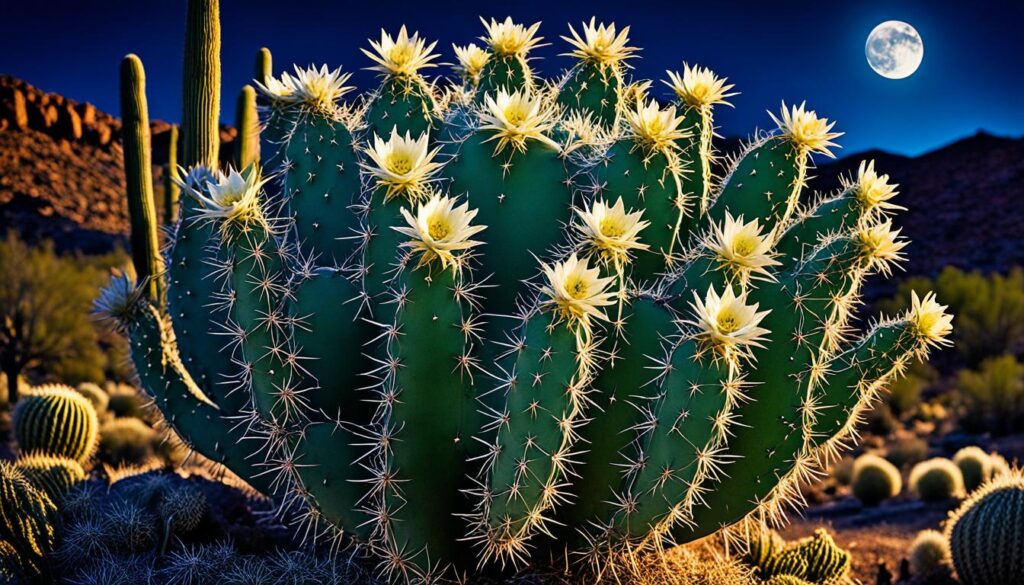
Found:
<box><xmin>0</xmin><ymin>75</ymin><xmax>234</xmax><ymax>253</ymax></box>
<box><xmin>1</xmin><ymin>75</ymin><xmax>1022</xmax><ymax>280</ymax></box>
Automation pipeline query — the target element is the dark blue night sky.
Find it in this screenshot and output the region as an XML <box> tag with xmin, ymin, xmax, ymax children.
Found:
<box><xmin>2</xmin><ymin>0</ymin><xmax>1021</xmax><ymax>156</ymax></box>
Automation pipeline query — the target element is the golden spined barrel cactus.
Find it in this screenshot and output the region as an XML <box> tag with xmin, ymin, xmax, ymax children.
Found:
<box><xmin>14</xmin><ymin>453</ymin><xmax>87</xmax><ymax>502</ymax></box>
<box><xmin>97</xmin><ymin>3</ymin><xmax>953</xmax><ymax>582</ymax></box>
<box><xmin>0</xmin><ymin>461</ymin><xmax>58</xmax><ymax>580</ymax></box>
<box><xmin>13</xmin><ymin>384</ymin><xmax>99</xmax><ymax>464</ymax></box>
<box><xmin>946</xmin><ymin>468</ymin><xmax>1024</xmax><ymax>585</ymax></box>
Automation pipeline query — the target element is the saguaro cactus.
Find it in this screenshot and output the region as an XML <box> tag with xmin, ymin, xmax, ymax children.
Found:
<box><xmin>98</xmin><ymin>8</ymin><xmax>953</xmax><ymax>584</ymax></box>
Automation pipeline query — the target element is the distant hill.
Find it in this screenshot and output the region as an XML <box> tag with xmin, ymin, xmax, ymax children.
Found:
<box><xmin>0</xmin><ymin>75</ymin><xmax>235</xmax><ymax>253</ymax></box>
<box><xmin>2</xmin><ymin>74</ymin><xmax>1022</xmax><ymax>284</ymax></box>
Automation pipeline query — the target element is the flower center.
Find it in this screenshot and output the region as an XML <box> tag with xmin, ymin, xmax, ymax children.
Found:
<box><xmin>427</xmin><ymin>216</ymin><xmax>450</xmax><ymax>241</ymax></box>
<box><xmin>565</xmin><ymin>275</ymin><xmax>589</xmax><ymax>299</ymax></box>
<box><xmin>732</xmin><ymin>234</ymin><xmax>758</xmax><ymax>256</ymax></box>
<box><xmin>389</xmin><ymin>45</ymin><xmax>413</xmax><ymax>66</ymax></box>
<box><xmin>386</xmin><ymin>152</ymin><xmax>413</xmax><ymax>175</ymax></box>
<box><xmin>600</xmin><ymin>216</ymin><xmax>626</xmax><ymax>238</ymax></box>
<box><xmin>505</xmin><ymin>105</ymin><xmax>528</xmax><ymax>125</ymax></box>
<box><xmin>217</xmin><ymin>191</ymin><xmax>244</xmax><ymax>207</ymax></box>
<box><xmin>717</xmin><ymin>308</ymin><xmax>741</xmax><ymax>334</ymax></box>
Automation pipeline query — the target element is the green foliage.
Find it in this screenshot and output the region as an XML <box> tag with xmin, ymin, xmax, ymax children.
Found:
<box><xmin>947</xmin><ymin>468</ymin><xmax>1024</xmax><ymax>585</ymax></box>
<box><xmin>956</xmin><ymin>354</ymin><xmax>1024</xmax><ymax>434</ymax></box>
<box><xmin>909</xmin><ymin>529</ymin><xmax>951</xmax><ymax>576</ymax></box>
<box><xmin>13</xmin><ymin>384</ymin><xmax>99</xmax><ymax>463</ymax></box>
<box><xmin>106</xmin><ymin>386</ymin><xmax>147</xmax><ymax>419</ymax></box>
<box><xmin>14</xmin><ymin>453</ymin><xmax>86</xmax><ymax>502</ymax></box>
<box><xmin>852</xmin><ymin>453</ymin><xmax>902</xmax><ymax>506</ymax></box>
<box><xmin>0</xmin><ymin>235</ymin><xmax>114</xmax><ymax>401</ymax></box>
<box><xmin>885</xmin><ymin>360</ymin><xmax>938</xmax><ymax>418</ymax></box>
<box><xmin>909</xmin><ymin>458</ymin><xmax>965</xmax><ymax>502</ymax></box>
<box><xmin>0</xmin><ymin>461</ymin><xmax>58</xmax><ymax>580</ymax></box>
<box><xmin>878</xmin><ymin>266</ymin><xmax>1024</xmax><ymax>368</ymax></box>
<box><xmin>954</xmin><ymin>446</ymin><xmax>995</xmax><ymax>492</ymax></box>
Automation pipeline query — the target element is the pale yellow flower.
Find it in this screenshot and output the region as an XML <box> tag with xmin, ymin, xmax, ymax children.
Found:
<box><xmin>394</xmin><ymin>194</ymin><xmax>486</xmax><ymax>270</ymax></box>
<box><xmin>909</xmin><ymin>290</ymin><xmax>953</xmax><ymax>347</ymax></box>
<box><xmin>575</xmin><ymin>197</ymin><xmax>650</xmax><ymax>263</ymax></box>
<box><xmin>852</xmin><ymin>160</ymin><xmax>902</xmax><ymax>213</ymax></box>
<box><xmin>541</xmin><ymin>254</ymin><xmax>616</xmax><ymax>330</ymax></box>
<box><xmin>362</xmin><ymin>26</ymin><xmax>439</xmax><ymax>77</ymax></box>
<box><xmin>857</xmin><ymin>219</ymin><xmax>908</xmax><ymax>275</ymax></box>
<box><xmin>453</xmin><ymin>43</ymin><xmax>491</xmax><ymax>81</ymax></box>
<box><xmin>561</xmin><ymin>18</ymin><xmax>637</xmax><ymax>66</ymax></box>
<box><xmin>625</xmin><ymin>99</ymin><xmax>690</xmax><ymax>150</ymax></box>
<box><xmin>479</xmin><ymin>89</ymin><xmax>561</xmax><ymax>154</ymax></box>
<box><xmin>705</xmin><ymin>213</ymin><xmax>779</xmax><ymax>280</ymax></box>
<box><xmin>769</xmin><ymin>101</ymin><xmax>843</xmax><ymax>157</ymax></box>
<box><xmin>664</xmin><ymin>63</ymin><xmax>737</xmax><ymax>108</ymax></box>
<box><xmin>361</xmin><ymin>128</ymin><xmax>444</xmax><ymax>201</ymax></box>
<box><xmin>689</xmin><ymin>285</ymin><xmax>771</xmax><ymax>357</ymax></box>
<box><xmin>193</xmin><ymin>166</ymin><xmax>267</xmax><ymax>224</ymax></box>
<box><xmin>255</xmin><ymin>64</ymin><xmax>353</xmax><ymax>109</ymax></box>
<box><xmin>480</xmin><ymin>17</ymin><xmax>544</xmax><ymax>57</ymax></box>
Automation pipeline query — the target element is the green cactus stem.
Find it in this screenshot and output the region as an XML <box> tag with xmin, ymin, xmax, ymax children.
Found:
<box><xmin>181</xmin><ymin>0</ymin><xmax>221</xmax><ymax>169</ymax></box>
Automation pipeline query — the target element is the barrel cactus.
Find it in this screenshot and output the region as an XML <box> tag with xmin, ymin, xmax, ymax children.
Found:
<box><xmin>12</xmin><ymin>384</ymin><xmax>99</xmax><ymax>464</ymax></box>
<box><xmin>909</xmin><ymin>529</ymin><xmax>951</xmax><ymax>576</ymax></box>
<box><xmin>852</xmin><ymin>453</ymin><xmax>902</xmax><ymax>506</ymax></box>
<box><xmin>910</xmin><ymin>458</ymin><xmax>965</xmax><ymax>502</ymax></box>
<box><xmin>946</xmin><ymin>468</ymin><xmax>1024</xmax><ymax>585</ymax></box>
<box><xmin>953</xmin><ymin>446</ymin><xmax>993</xmax><ymax>492</ymax></box>
<box><xmin>95</xmin><ymin>2</ymin><xmax>952</xmax><ymax>582</ymax></box>
<box><xmin>14</xmin><ymin>453</ymin><xmax>87</xmax><ymax>501</ymax></box>
<box><xmin>0</xmin><ymin>461</ymin><xmax>58</xmax><ymax>579</ymax></box>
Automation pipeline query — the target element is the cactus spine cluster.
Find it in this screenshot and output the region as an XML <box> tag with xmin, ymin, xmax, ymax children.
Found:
<box><xmin>946</xmin><ymin>468</ymin><xmax>1024</xmax><ymax>585</ymax></box>
<box><xmin>97</xmin><ymin>2</ymin><xmax>953</xmax><ymax>582</ymax></box>
<box><xmin>13</xmin><ymin>384</ymin><xmax>99</xmax><ymax>464</ymax></box>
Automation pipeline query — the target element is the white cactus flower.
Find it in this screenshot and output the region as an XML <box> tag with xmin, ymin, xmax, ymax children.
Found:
<box><xmin>664</xmin><ymin>63</ymin><xmax>737</xmax><ymax>108</ymax></box>
<box><xmin>541</xmin><ymin>254</ymin><xmax>616</xmax><ymax>330</ymax></box>
<box><xmin>480</xmin><ymin>17</ymin><xmax>544</xmax><ymax>57</ymax></box>
<box><xmin>625</xmin><ymin>99</ymin><xmax>690</xmax><ymax>150</ymax></box>
<box><xmin>362</xmin><ymin>128</ymin><xmax>444</xmax><ymax>201</ymax></box>
<box><xmin>769</xmin><ymin>101</ymin><xmax>843</xmax><ymax>157</ymax></box>
<box><xmin>561</xmin><ymin>18</ymin><xmax>637</xmax><ymax>66</ymax></box>
<box><xmin>479</xmin><ymin>89</ymin><xmax>561</xmax><ymax>154</ymax></box>
<box><xmin>394</xmin><ymin>194</ymin><xmax>486</xmax><ymax>270</ymax></box>
<box><xmin>363</xmin><ymin>26</ymin><xmax>439</xmax><ymax>77</ymax></box>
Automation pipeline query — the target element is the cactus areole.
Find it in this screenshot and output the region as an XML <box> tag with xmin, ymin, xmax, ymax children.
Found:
<box><xmin>96</xmin><ymin>4</ymin><xmax>953</xmax><ymax>583</ymax></box>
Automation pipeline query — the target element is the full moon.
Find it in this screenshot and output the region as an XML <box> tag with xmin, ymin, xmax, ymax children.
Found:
<box><xmin>866</xmin><ymin>21</ymin><xmax>924</xmax><ymax>79</ymax></box>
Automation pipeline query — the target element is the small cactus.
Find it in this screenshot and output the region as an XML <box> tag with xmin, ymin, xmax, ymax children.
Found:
<box><xmin>953</xmin><ymin>446</ymin><xmax>993</xmax><ymax>492</ymax></box>
<box><xmin>909</xmin><ymin>458</ymin><xmax>965</xmax><ymax>502</ymax></box>
<box><xmin>14</xmin><ymin>453</ymin><xmax>87</xmax><ymax>501</ymax></box>
<box><xmin>158</xmin><ymin>484</ymin><xmax>208</xmax><ymax>534</ymax></box>
<box><xmin>0</xmin><ymin>461</ymin><xmax>58</xmax><ymax>578</ymax></box>
<box><xmin>793</xmin><ymin>529</ymin><xmax>851</xmax><ymax>584</ymax></box>
<box><xmin>764</xmin><ymin>576</ymin><xmax>814</xmax><ymax>585</ymax></box>
<box><xmin>13</xmin><ymin>384</ymin><xmax>99</xmax><ymax>463</ymax></box>
<box><xmin>946</xmin><ymin>467</ymin><xmax>1024</xmax><ymax>585</ymax></box>
<box><xmin>106</xmin><ymin>501</ymin><xmax>159</xmax><ymax>553</ymax></box>
<box><xmin>909</xmin><ymin>529</ymin><xmax>951</xmax><ymax>576</ymax></box>
<box><xmin>762</xmin><ymin>547</ymin><xmax>809</xmax><ymax>580</ymax></box>
<box><xmin>741</xmin><ymin>526</ymin><xmax>785</xmax><ymax>570</ymax></box>
<box><xmin>852</xmin><ymin>453</ymin><xmax>902</xmax><ymax>506</ymax></box>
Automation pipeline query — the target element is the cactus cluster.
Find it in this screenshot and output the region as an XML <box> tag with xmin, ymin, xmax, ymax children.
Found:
<box><xmin>946</xmin><ymin>468</ymin><xmax>1024</xmax><ymax>585</ymax></box>
<box><xmin>740</xmin><ymin>527</ymin><xmax>849</xmax><ymax>584</ymax></box>
<box><xmin>97</xmin><ymin>2</ymin><xmax>953</xmax><ymax>582</ymax></box>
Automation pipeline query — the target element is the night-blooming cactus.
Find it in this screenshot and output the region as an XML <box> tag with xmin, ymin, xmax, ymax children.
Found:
<box><xmin>97</xmin><ymin>2</ymin><xmax>952</xmax><ymax>582</ymax></box>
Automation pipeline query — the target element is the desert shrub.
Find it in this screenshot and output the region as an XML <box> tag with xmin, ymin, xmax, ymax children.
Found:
<box><xmin>75</xmin><ymin>382</ymin><xmax>110</xmax><ymax>415</ymax></box>
<box><xmin>956</xmin><ymin>354</ymin><xmax>1024</xmax><ymax>435</ymax></box>
<box><xmin>886</xmin><ymin>360</ymin><xmax>938</xmax><ymax>418</ymax></box>
<box><xmin>910</xmin><ymin>458</ymin><xmax>965</xmax><ymax>502</ymax></box>
<box><xmin>877</xmin><ymin>266</ymin><xmax>1024</xmax><ymax>369</ymax></box>
<box><xmin>0</xmin><ymin>234</ymin><xmax>127</xmax><ymax>400</ymax></box>
<box><xmin>107</xmin><ymin>386</ymin><xmax>147</xmax><ymax>419</ymax></box>
<box><xmin>954</xmin><ymin>446</ymin><xmax>995</xmax><ymax>492</ymax></box>
<box><xmin>909</xmin><ymin>529</ymin><xmax>951</xmax><ymax>575</ymax></box>
<box><xmin>852</xmin><ymin>453</ymin><xmax>902</xmax><ymax>506</ymax></box>
<box><xmin>99</xmin><ymin>417</ymin><xmax>158</xmax><ymax>467</ymax></box>
<box><xmin>885</xmin><ymin>434</ymin><xmax>930</xmax><ymax>469</ymax></box>
<box><xmin>864</xmin><ymin>402</ymin><xmax>900</xmax><ymax>437</ymax></box>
